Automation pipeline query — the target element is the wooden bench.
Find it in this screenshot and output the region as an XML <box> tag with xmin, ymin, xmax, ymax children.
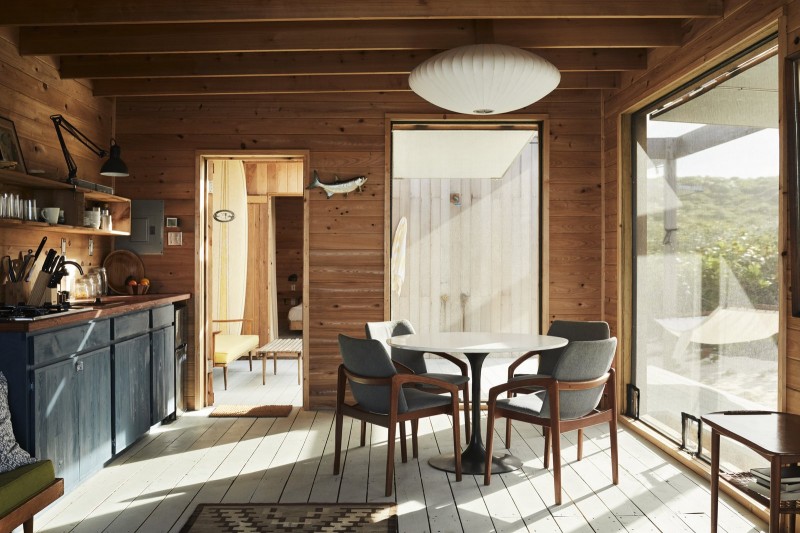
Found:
<box><xmin>212</xmin><ymin>319</ymin><xmax>260</xmax><ymax>390</ymax></box>
<box><xmin>0</xmin><ymin>460</ymin><xmax>64</xmax><ymax>533</ymax></box>
<box><xmin>257</xmin><ymin>338</ymin><xmax>303</xmax><ymax>385</ymax></box>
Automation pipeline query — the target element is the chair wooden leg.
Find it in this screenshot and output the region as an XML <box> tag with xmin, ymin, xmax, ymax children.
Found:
<box><xmin>360</xmin><ymin>420</ymin><xmax>367</xmax><ymax>447</ymax></box>
<box><xmin>577</xmin><ymin>428</ymin><xmax>583</xmax><ymax>461</ymax></box>
<box><xmin>452</xmin><ymin>397</ymin><xmax>462</xmax><ymax>482</ymax></box>
<box><xmin>386</xmin><ymin>419</ymin><xmax>396</xmax><ymax>497</ymax></box>
<box><xmin>484</xmin><ymin>410</ymin><xmax>496</xmax><ymax>486</ymax></box>
<box><xmin>223</xmin><ymin>365</ymin><xmax>228</xmax><ymax>390</ymax></box>
<box><xmin>609</xmin><ymin>419</ymin><xmax>619</xmax><ymax>485</ymax></box>
<box><xmin>333</xmin><ymin>410</ymin><xmax>343</xmax><ymax>474</ymax></box>
<box><xmin>400</xmin><ymin>421</ymin><xmax>407</xmax><ymax>463</ymax></box>
<box><xmin>249</xmin><ymin>351</ymin><xmax>253</xmax><ymax>371</ymax></box>
<box><xmin>297</xmin><ymin>354</ymin><xmax>301</xmax><ymax>385</ymax></box>
<box><xmin>411</xmin><ymin>419</ymin><xmax>419</xmax><ymax>458</ymax></box>
<box><xmin>505</xmin><ymin>391</ymin><xmax>514</xmax><ymax>447</ymax></box>
<box><xmin>24</xmin><ymin>518</ymin><xmax>33</xmax><ymax>533</ymax></box>
<box><xmin>462</xmin><ymin>383</ymin><xmax>471</xmax><ymax>443</ymax></box>
<box><xmin>552</xmin><ymin>427</ymin><xmax>562</xmax><ymax>505</ymax></box>
<box><xmin>261</xmin><ymin>354</ymin><xmax>266</xmax><ymax>385</ymax></box>
<box><xmin>273</xmin><ymin>353</ymin><xmax>278</xmax><ymax>375</ymax></box>
<box><xmin>543</xmin><ymin>427</ymin><xmax>551</xmax><ymax>469</ymax></box>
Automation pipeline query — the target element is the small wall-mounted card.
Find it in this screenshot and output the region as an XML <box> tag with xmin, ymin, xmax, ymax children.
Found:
<box><xmin>167</xmin><ymin>232</ymin><xmax>183</xmax><ymax>246</ymax></box>
<box><xmin>166</xmin><ymin>216</ymin><xmax>179</xmax><ymax>228</ymax></box>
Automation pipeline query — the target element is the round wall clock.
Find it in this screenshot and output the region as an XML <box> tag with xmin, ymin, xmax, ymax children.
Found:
<box><xmin>213</xmin><ymin>209</ymin><xmax>235</xmax><ymax>222</ymax></box>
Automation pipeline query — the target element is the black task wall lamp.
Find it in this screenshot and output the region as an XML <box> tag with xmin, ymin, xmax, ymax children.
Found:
<box><xmin>50</xmin><ymin>114</ymin><xmax>129</xmax><ymax>189</ymax></box>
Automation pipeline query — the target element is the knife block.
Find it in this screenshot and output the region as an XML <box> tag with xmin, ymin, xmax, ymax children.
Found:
<box><xmin>27</xmin><ymin>271</ymin><xmax>52</xmax><ymax>306</ymax></box>
<box><xmin>3</xmin><ymin>281</ymin><xmax>27</xmax><ymax>306</ymax></box>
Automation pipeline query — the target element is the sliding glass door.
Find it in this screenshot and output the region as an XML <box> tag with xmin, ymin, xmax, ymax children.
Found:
<box><xmin>631</xmin><ymin>44</ymin><xmax>779</xmax><ymax>460</ymax></box>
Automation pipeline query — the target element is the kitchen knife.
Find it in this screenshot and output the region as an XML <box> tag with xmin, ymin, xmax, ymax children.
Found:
<box><xmin>48</xmin><ymin>267</ymin><xmax>65</xmax><ymax>288</ymax></box>
<box><xmin>50</xmin><ymin>255</ymin><xmax>64</xmax><ymax>276</ymax></box>
<box><xmin>41</xmin><ymin>249</ymin><xmax>57</xmax><ymax>273</ymax></box>
<box><xmin>11</xmin><ymin>258</ymin><xmax>23</xmax><ymax>282</ymax></box>
<box><xmin>24</xmin><ymin>237</ymin><xmax>47</xmax><ymax>282</ymax></box>
<box><xmin>18</xmin><ymin>249</ymin><xmax>32</xmax><ymax>282</ymax></box>
<box><xmin>2</xmin><ymin>256</ymin><xmax>15</xmax><ymax>283</ymax></box>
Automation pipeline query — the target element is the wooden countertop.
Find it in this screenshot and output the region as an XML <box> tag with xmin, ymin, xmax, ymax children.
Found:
<box><xmin>0</xmin><ymin>293</ymin><xmax>191</xmax><ymax>333</ymax></box>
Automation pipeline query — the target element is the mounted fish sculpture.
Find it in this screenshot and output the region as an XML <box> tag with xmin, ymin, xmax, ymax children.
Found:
<box><xmin>307</xmin><ymin>170</ymin><xmax>367</xmax><ymax>199</ymax></box>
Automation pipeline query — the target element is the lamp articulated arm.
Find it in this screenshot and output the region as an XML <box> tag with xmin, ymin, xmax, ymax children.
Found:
<box><xmin>50</xmin><ymin>114</ymin><xmax>108</xmax><ymax>184</ymax></box>
<box><xmin>50</xmin><ymin>114</ymin><xmax>128</xmax><ymax>186</ymax></box>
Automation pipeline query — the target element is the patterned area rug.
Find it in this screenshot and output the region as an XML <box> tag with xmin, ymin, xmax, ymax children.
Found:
<box><xmin>209</xmin><ymin>405</ymin><xmax>293</xmax><ymax>418</ymax></box>
<box><xmin>180</xmin><ymin>503</ymin><xmax>398</xmax><ymax>532</ymax></box>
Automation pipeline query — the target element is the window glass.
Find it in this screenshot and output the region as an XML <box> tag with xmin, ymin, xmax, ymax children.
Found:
<box><xmin>632</xmin><ymin>49</ymin><xmax>778</xmax><ymax>470</ymax></box>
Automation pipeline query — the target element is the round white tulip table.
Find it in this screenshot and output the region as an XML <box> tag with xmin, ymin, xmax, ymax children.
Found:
<box><xmin>388</xmin><ymin>332</ymin><xmax>568</xmax><ymax>475</ymax></box>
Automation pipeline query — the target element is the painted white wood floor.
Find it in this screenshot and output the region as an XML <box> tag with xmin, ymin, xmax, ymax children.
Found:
<box><xmin>32</xmin><ymin>357</ymin><xmax>766</xmax><ymax>533</ymax></box>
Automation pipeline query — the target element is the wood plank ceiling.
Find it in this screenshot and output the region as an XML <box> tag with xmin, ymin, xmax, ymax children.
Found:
<box><xmin>0</xmin><ymin>1</ymin><xmax>723</xmax><ymax>98</ymax></box>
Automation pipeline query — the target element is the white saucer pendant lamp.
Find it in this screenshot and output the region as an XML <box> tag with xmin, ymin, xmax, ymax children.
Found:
<box><xmin>409</xmin><ymin>44</ymin><xmax>561</xmax><ymax>115</ymax></box>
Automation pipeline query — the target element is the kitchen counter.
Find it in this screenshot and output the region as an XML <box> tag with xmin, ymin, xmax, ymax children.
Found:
<box><xmin>0</xmin><ymin>293</ymin><xmax>191</xmax><ymax>332</ymax></box>
<box><xmin>0</xmin><ymin>295</ymin><xmax>186</xmax><ymax>492</ymax></box>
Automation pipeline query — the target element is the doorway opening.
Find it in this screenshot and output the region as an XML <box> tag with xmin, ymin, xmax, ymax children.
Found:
<box><xmin>198</xmin><ymin>151</ymin><xmax>308</xmax><ymax>409</ymax></box>
<box><xmin>389</xmin><ymin>120</ymin><xmax>543</xmax><ymax>337</ymax></box>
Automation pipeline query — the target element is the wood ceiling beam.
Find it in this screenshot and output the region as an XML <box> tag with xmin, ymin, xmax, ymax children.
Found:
<box><xmin>60</xmin><ymin>49</ymin><xmax>647</xmax><ymax>79</ymax></box>
<box><xmin>19</xmin><ymin>19</ymin><xmax>683</xmax><ymax>56</ymax></box>
<box><xmin>91</xmin><ymin>72</ymin><xmax>618</xmax><ymax>97</ymax></box>
<box><xmin>0</xmin><ymin>1</ymin><xmax>723</xmax><ymax>26</ymax></box>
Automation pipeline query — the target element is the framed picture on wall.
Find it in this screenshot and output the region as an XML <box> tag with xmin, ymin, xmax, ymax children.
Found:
<box><xmin>0</xmin><ymin>117</ymin><xmax>26</xmax><ymax>173</ymax></box>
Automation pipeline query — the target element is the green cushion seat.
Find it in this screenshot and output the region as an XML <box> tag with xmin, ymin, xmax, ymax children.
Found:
<box><xmin>0</xmin><ymin>460</ymin><xmax>55</xmax><ymax>518</ymax></box>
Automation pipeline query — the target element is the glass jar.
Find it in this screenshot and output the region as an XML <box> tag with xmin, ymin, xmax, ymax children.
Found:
<box><xmin>89</xmin><ymin>267</ymin><xmax>108</xmax><ymax>297</ymax></box>
<box><xmin>73</xmin><ymin>277</ymin><xmax>92</xmax><ymax>300</ymax></box>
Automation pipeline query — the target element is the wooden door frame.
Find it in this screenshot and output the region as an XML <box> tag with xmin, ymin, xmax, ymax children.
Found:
<box><xmin>384</xmin><ymin>114</ymin><xmax>550</xmax><ymax>333</ymax></box>
<box><xmin>195</xmin><ymin>150</ymin><xmax>310</xmax><ymax>409</ymax></box>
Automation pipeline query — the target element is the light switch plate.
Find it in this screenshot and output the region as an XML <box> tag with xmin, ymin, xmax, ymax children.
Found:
<box><xmin>168</xmin><ymin>232</ymin><xmax>183</xmax><ymax>246</ymax></box>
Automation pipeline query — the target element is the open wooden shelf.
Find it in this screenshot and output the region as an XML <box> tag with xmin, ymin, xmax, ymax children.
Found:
<box><xmin>0</xmin><ymin>168</ymin><xmax>131</xmax><ymax>235</ymax></box>
<box><xmin>0</xmin><ymin>218</ymin><xmax>130</xmax><ymax>236</ymax></box>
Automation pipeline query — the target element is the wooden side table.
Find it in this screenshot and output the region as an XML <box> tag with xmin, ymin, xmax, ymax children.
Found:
<box><xmin>702</xmin><ymin>411</ymin><xmax>800</xmax><ymax>533</ymax></box>
<box><xmin>256</xmin><ymin>338</ymin><xmax>303</xmax><ymax>385</ymax></box>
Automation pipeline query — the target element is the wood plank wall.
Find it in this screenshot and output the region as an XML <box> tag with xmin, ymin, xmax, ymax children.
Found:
<box><xmin>601</xmin><ymin>0</ymin><xmax>800</xmax><ymax>412</ymax></box>
<box><xmin>115</xmin><ymin>90</ymin><xmax>603</xmax><ymax>409</ymax></box>
<box><xmin>0</xmin><ymin>29</ymin><xmax>113</xmax><ymax>305</ymax></box>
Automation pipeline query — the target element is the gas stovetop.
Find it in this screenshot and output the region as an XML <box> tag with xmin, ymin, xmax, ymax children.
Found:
<box><xmin>0</xmin><ymin>304</ymin><xmax>92</xmax><ymax>322</ymax></box>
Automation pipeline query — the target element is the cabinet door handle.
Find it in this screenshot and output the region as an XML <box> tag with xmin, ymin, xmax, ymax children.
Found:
<box><xmin>75</xmin><ymin>360</ymin><xmax>84</xmax><ymax>372</ymax></box>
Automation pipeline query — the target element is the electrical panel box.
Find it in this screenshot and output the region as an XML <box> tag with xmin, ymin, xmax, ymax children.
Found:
<box><xmin>114</xmin><ymin>199</ymin><xmax>164</xmax><ymax>255</ymax></box>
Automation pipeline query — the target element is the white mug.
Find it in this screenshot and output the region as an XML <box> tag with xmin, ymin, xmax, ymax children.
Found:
<box><xmin>42</xmin><ymin>207</ymin><xmax>60</xmax><ymax>224</ymax></box>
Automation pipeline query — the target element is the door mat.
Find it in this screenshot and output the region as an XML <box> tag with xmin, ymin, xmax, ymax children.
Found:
<box><xmin>209</xmin><ymin>405</ymin><xmax>293</xmax><ymax>418</ymax></box>
<box><xmin>180</xmin><ymin>503</ymin><xmax>397</xmax><ymax>532</ymax></box>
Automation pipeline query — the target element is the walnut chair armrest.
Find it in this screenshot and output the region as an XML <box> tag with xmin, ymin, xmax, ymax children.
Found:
<box><xmin>428</xmin><ymin>351</ymin><xmax>468</xmax><ymax>376</ymax></box>
<box><xmin>507</xmin><ymin>351</ymin><xmax>539</xmax><ymax>380</ymax></box>
<box><xmin>556</xmin><ymin>372</ymin><xmax>612</xmax><ymax>392</ymax></box>
<box><xmin>341</xmin><ymin>366</ymin><xmax>394</xmax><ymax>387</ymax></box>
<box><xmin>488</xmin><ymin>375</ymin><xmax>555</xmax><ymax>403</ymax></box>
<box><xmin>394</xmin><ymin>373</ymin><xmax>460</xmax><ymax>396</ymax></box>
<box><xmin>340</xmin><ymin>367</ymin><xmax>458</xmax><ymax>396</ymax></box>
<box><xmin>212</xmin><ymin>318</ymin><xmax>253</xmax><ymax>334</ymax></box>
<box><xmin>393</xmin><ymin>361</ymin><xmax>415</xmax><ymax>374</ymax></box>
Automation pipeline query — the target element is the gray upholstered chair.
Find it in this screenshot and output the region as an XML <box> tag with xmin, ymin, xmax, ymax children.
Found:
<box><xmin>334</xmin><ymin>334</ymin><xmax>462</xmax><ymax>497</ymax></box>
<box><xmin>484</xmin><ymin>337</ymin><xmax>619</xmax><ymax>505</ymax></box>
<box><xmin>505</xmin><ymin>320</ymin><xmax>610</xmax><ymax>446</ymax></box>
<box><xmin>365</xmin><ymin>320</ymin><xmax>471</xmax><ymax>441</ymax></box>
